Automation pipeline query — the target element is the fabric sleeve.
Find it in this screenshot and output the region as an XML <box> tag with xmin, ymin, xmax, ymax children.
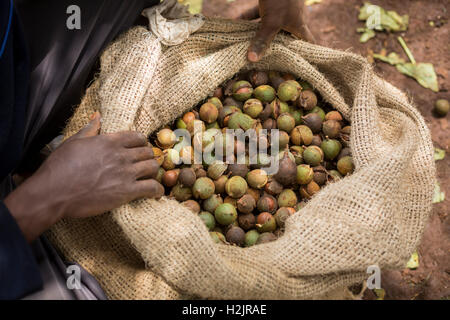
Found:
<box><xmin>0</xmin><ymin>201</ymin><xmax>42</xmax><ymax>300</ymax></box>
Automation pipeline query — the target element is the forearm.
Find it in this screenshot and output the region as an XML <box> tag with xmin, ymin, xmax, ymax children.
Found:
<box><xmin>4</xmin><ymin>170</ymin><xmax>65</xmax><ymax>243</ymax></box>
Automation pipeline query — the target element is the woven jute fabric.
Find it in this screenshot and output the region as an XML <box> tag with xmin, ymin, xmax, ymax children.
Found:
<box><xmin>46</xmin><ymin>18</ymin><xmax>435</xmax><ymax>300</ymax></box>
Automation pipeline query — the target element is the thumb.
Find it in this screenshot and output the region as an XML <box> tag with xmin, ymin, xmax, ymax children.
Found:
<box><xmin>247</xmin><ymin>22</ymin><xmax>280</xmax><ymax>63</ymax></box>
<box><xmin>70</xmin><ymin>112</ymin><xmax>101</xmax><ymax>140</ymax></box>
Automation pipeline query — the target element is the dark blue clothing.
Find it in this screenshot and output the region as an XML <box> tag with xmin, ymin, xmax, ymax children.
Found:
<box><xmin>0</xmin><ymin>0</ymin><xmax>27</xmax><ymax>181</ymax></box>
<box><xmin>0</xmin><ymin>0</ymin><xmax>157</xmax><ymax>299</ymax></box>
<box><xmin>0</xmin><ymin>0</ymin><xmax>43</xmax><ymax>299</ymax></box>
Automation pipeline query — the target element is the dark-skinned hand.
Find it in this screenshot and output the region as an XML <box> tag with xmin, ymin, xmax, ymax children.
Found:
<box><xmin>4</xmin><ymin>112</ymin><xmax>164</xmax><ymax>242</ymax></box>
<box><xmin>248</xmin><ymin>0</ymin><xmax>315</xmax><ymax>62</ymax></box>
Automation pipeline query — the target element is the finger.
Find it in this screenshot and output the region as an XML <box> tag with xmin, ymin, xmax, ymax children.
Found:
<box><xmin>236</xmin><ymin>6</ymin><xmax>259</xmax><ymax>20</ymax></box>
<box><xmin>285</xmin><ymin>24</ymin><xmax>316</xmax><ymax>44</ymax></box>
<box><xmin>247</xmin><ymin>22</ymin><xmax>280</xmax><ymax>62</ymax></box>
<box><xmin>69</xmin><ymin>112</ymin><xmax>101</xmax><ymax>140</ymax></box>
<box><xmin>126</xmin><ymin>146</ymin><xmax>154</xmax><ymax>163</ymax></box>
<box><xmin>301</xmin><ymin>24</ymin><xmax>316</xmax><ymax>44</ymax></box>
<box><xmin>108</xmin><ymin>131</ymin><xmax>148</xmax><ymax>148</ymax></box>
<box><xmin>132</xmin><ymin>159</ymin><xmax>160</xmax><ymax>180</ymax></box>
<box><xmin>133</xmin><ymin>179</ymin><xmax>165</xmax><ymax>200</ymax></box>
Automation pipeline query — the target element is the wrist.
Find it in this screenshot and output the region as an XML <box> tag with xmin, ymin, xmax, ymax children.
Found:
<box><xmin>4</xmin><ymin>171</ymin><xmax>66</xmax><ymax>242</ymax></box>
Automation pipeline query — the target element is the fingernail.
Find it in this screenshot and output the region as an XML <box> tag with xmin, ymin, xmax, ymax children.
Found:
<box><xmin>90</xmin><ymin>111</ymin><xmax>100</xmax><ymax>120</ymax></box>
<box><xmin>248</xmin><ymin>51</ymin><xmax>259</xmax><ymax>62</ymax></box>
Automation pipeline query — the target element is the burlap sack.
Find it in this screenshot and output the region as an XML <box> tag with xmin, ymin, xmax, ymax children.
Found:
<box><xmin>46</xmin><ymin>17</ymin><xmax>435</xmax><ymax>300</ymax></box>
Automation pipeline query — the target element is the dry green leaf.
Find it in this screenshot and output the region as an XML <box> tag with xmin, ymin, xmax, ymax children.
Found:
<box><xmin>397</xmin><ymin>36</ymin><xmax>416</xmax><ymax>64</ymax></box>
<box><xmin>373</xmin><ymin>288</ymin><xmax>385</xmax><ymax>300</ymax></box>
<box><xmin>178</xmin><ymin>0</ymin><xmax>203</xmax><ymax>15</ymax></box>
<box><xmin>305</xmin><ymin>0</ymin><xmax>322</xmax><ymax>5</ymax></box>
<box><xmin>396</xmin><ymin>63</ymin><xmax>439</xmax><ymax>92</ymax></box>
<box><xmin>358</xmin><ymin>3</ymin><xmax>375</xmax><ymax>21</ymax></box>
<box><xmin>358</xmin><ymin>2</ymin><xmax>408</xmax><ymax>33</ymax></box>
<box><xmin>373</xmin><ymin>52</ymin><xmax>405</xmax><ymax>65</ymax></box>
<box><xmin>434</xmin><ymin>148</ymin><xmax>446</xmax><ymax>161</ymax></box>
<box><xmin>406</xmin><ymin>251</ymin><xmax>419</xmax><ymax>269</ymax></box>
<box><xmin>358</xmin><ymin>28</ymin><xmax>376</xmax><ymax>43</ymax></box>
<box><xmin>433</xmin><ymin>182</ymin><xmax>445</xmax><ymax>204</ymax></box>
<box><xmin>373</xmin><ymin>38</ymin><xmax>439</xmax><ymax>93</ymax></box>
<box><xmin>385</xmin><ymin>10</ymin><xmax>409</xmax><ymax>31</ymax></box>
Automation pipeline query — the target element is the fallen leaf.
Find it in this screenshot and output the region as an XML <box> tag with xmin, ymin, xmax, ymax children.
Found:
<box><xmin>358</xmin><ymin>28</ymin><xmax>376</xmax><ymax>43</ymax></box>
<box><xmin>372</xmin><ymin>37</ymin><xmax>440</xmax><ymax>92</ymax></box>
<box><xmin>373</xmin><ymin>52</ymin><xmax>405</xmax><ymax>65</ymax></box>
<box><xmin>178</xmin><ymin>0</ymin><xmax>203</xmax><ymax>14</ymax></box>
<box><xmin>373</xmin><ymin>54</ymin><xmax>439</xmax><ymax>91</ymax></box>
<box><xmin>432</xmin><ymin>182</ymin><xmax>445</xmax><ymax>204</ymax></box>
<box><xmin>397</xmin><ymin>36</ymin><xmax>416</xmax><ymax>64</ymax></box>
<box><xmin>384</xmin><ymin>9</ymin><xmax>409</xmax><ymax>31</ymax></box>
<box><xmin>434</xmin><ymin>148</ymin><xmax>446</xmax><ymax>161</ymax></box>
<box><xmin>305</xmin><ymin>0</ymin><xmax>322</xmax><ymax>5</ymax></box>
<box><xmin>396</xmin><ymin>63</ymin><xmax>439</xmax><ymax>92</ymax></box>
<box><xmin>406</xmin><ymin>251</ymin><xmax>419</xmax><ymax>269</ymax></box>
<box><xmin>373</xmin><ymin>288</ymin><xmax>385</xmax><ymax>300</ymax></box>
<box><xmin>358</xmin><ymin>2</ymin><xmax>409</xmax><ymax>34</ymax></box>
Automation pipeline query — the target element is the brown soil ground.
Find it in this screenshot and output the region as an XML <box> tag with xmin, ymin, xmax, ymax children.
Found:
<box><xmin>203</xmin><ymin>0</ymin><xmax>449</xmax><ymax>300</ymax></box>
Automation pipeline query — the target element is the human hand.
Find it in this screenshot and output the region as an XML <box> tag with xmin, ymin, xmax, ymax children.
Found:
<box><xmin>5</xmin><ymin>112</ymin><xmax>164</xmax><ymax>241</ymax></box>
<box><xmin>247</xmin><ymin>0</ymin><xmax>315</xmax><ymax>62</ymax></box>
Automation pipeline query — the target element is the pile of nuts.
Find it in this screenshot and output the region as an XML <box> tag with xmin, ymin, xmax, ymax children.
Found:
<box><xmin>150</xmin><ymin>70</ymin><xmax>354</xmax><ymax>247</ymax></box>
